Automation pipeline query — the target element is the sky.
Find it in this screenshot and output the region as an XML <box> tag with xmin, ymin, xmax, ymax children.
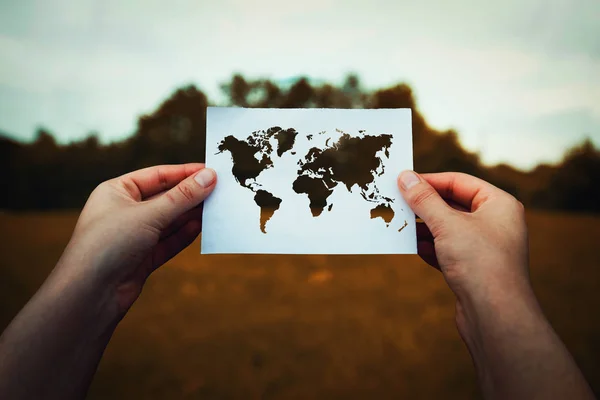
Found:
<box><xmin>0</xmin><ymin>0</ymin><xmax>598</xmax><ymax>170</ymax></box>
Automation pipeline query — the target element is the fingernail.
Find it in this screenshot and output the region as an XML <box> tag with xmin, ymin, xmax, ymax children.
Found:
<box><xmin>194</xmin><ymin>168</ymin><xmax>216</xmax><ymax>188</ymax></box>
<box><xmin>399</xmin><ymin>170</ymin><xmax>420</xmax><ymax>190</ymax></box>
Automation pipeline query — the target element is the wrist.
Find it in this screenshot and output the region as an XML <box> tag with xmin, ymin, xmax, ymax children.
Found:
<box><xmin>56</xmin><ymin>237</ymin><xmax>144</xmax><ymax>317</ymax></box>
<box><xmin>0</xmin><ymin>246</ymin><xmax>123</xmax><ymax>400</ymax></box>
<box><xmin>452</xmin><ymin>271</ymin><xmax>595</xmax><ymax>400</ymax></box>
<box><xmin>454</xmin><ymin>273</ymin><xmax>544</xmax><ymax>346</ymax></box>
<box><xmin>50</xmin><ymin>246</ymin><xmax>125</xmax><ymax>326</ymax></box>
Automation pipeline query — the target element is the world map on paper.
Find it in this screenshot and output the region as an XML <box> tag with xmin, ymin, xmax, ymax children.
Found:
<box><xmin>216</xmin><ymin>126</ymin><xmax>401</xmax><ymax>234</ymax></box>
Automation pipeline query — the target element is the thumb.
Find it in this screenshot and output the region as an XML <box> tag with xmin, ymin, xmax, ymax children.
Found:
<box><xmin>398</xmin><ymin>170</ymin><xmax>452</xmax><ymax>234</ymax></box>
<box><xmin>151</xmin><ymin>167</ymin><xmax>217</xmax><ymax>228</ymax></box>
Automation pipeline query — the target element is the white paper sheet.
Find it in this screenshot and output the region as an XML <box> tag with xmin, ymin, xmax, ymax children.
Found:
<box><xmin>201</xmin><ymin>107</ymin><xmax>416</xmax><ymax>254</ymax></box>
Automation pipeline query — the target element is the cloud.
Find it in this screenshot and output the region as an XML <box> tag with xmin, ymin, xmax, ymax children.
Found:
<box><xmin>524</xmin><ymin>108</ymin><xmax>600</xmax><ymax>137</ymax></box>
<box><xmin>0</xmin><ymin>0</ymin><xmax>598</xmax><ymax>168</ymax></box>
<box><xmin>502</xmin><ymin>0</ymin><xmax>600</xmax><ymax>59</ymax></box>
<box><xmin>479</xmin><ymin>108</ymin><xmax>600</xmax><ymax>169</ymax></box>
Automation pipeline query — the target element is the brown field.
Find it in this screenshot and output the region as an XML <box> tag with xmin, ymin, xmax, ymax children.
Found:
<box><xmin>0</xmin><ymin>211</ymin><xmax>599</xmax><ymax>399</ymax></box>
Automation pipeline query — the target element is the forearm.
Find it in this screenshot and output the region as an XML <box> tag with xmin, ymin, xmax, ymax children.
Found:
<box><xmin>458</xmin><ymin>284</ymin><xmax>594</xmax><ymax>400</ymax></box>
<box><xmin>0</xmin><ymin>255</ymin><xmax>121</xmax><ymax>400</ymax></box>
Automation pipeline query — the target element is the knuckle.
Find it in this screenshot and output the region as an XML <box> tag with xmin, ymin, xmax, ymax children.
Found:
<box><xmin>97</xmin><ymin>180</ymin><xmax>110</xmax><ymax>190</ymax></box>
<box><xmin>119</xmin><ymin>178</ymin><xmax>141</xmax><ymax>200</ymax></box>
<box><xmin>505</xmin><ymin>195</ymin><xmax>525</xmax><ymax>214</ymax></box>
<box><xmin>92</xmin><ymin>180</ymin><xmax>110</xmax><ymax>195</ymax></box>
<box><xmin>176</xmin><ymin>182</ymin><xmax>196</xmax><ymax>203</ymax></box>
<box><xmin>410</xmin><ymin>187</ymin><xmax>437</xmax><ymax>209</ymax></box>
<box><xmin>164</xmin><ymin>190</ymin><xmax>178</xmax><ymax>205</ymax></box>
<box><xmin>515</xmin><ymin>202</ymin><xmax>526</xmax><ymax>223</ymax></box>
<box><xmin>428</xmin><ymin>212</ymin><xmax>458</xmax><ymax>238</ymax></box>
<box><xmin>156</xmin><ymin>167</ymin><xmax>169</xmax><ymax>190</ymax></box>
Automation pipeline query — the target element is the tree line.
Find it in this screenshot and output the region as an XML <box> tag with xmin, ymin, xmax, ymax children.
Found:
<box><xmin>1</xmin><ymin>74</ymin><xmax>598</xmax><ymax>212</ymax></box>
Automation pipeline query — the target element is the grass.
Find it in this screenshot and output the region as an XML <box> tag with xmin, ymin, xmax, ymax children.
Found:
<box><xmin>0</xmin><ymin>211</ymin><xmax>599</xmax><ymax>399</ymax></box>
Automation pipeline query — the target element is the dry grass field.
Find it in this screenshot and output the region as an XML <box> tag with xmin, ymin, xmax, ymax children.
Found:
<box><xmin>0</xmin><ymin>211</ymin><xmax>599</xmax><ymax>399</ymax></box>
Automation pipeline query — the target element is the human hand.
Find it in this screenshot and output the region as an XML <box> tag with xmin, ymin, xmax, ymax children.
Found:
<box><xmin>397</xmin><ymin>171</ymin><xmax>531</xmax><ymax>323</ymax></box>
<box><xmin>397</xmin><ymin>172</ymin><xmax>595</xmax><ymax>400</ymax></box>
<box><xmin>0</xmin><ymin>164</ymin><xmax>216</xmax><ymax>399</ymax></box>
<box><xmin>58</xmin><ymin>163</ymin><xmax>216</xmax><ymax>313</ymax></box>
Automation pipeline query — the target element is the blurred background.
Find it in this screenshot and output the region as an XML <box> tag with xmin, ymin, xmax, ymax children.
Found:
<box><xmin>0</xmin><ymin>0</ymin><xmax>599</xmax><ymax>398</ymax></box>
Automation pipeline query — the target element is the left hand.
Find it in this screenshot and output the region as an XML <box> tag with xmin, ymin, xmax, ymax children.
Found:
<box><xmin>57</xmin><ymin>163</ymin><xmax>216</xmax><ymax>313</ymax></box>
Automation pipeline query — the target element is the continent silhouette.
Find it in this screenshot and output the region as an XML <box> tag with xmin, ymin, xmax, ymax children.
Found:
<box><xmin>293</xmin><ymin>132</ymin><xmax>394</xmax><ymax>218</ymax></box>
<box><xmin>254</xmin><ymin>190</ymin><xmax>282</xmax><ymax>233</ymax></box>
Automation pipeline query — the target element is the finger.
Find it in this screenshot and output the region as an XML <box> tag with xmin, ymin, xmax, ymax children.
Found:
<box><xmin>398</xmin><ymin>171</ymin><xmax>453</xmax><ymax>236</ymax></box>
<box><xmin>160</xmin><ymin>205</ymin><xmax>204</xmax><ymax>240</ymax></box>
<box><xmin>415</xmin><ymin>200</ymin><xmax>467</xmax><ymax>218</ymax></box>
<box><xmin>120</xmin><ymin>164</ymin><xmax>205</xmax><ymax>201</ymax></box>
<box><xmin>151</xmin><ymin>219</ymin><xmax>202</xmax><ymax>271</ymax></box>
<box><xmin>420</xmin><ymin>172</ymin><xmax>497</xmax><ymax>212</ymax></box>
<box><xmin>418</xmin><ymin>241</ymin><xmax>440</xmax><ymax>270</ymax></box>
<box><xmin>151</xmin><ymin>168</ymin><xmax>216</xmax><ymax>228</ymax></box>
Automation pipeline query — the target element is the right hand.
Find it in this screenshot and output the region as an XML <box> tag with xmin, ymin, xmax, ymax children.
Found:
<box><xmin>397</xmin><ymin>171</ymin><xmax>531</xmax><ymax>331</ymax></box>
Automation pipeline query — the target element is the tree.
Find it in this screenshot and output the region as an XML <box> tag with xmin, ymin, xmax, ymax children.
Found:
<box><xmin>0</xmin><ymin>75</ymin><xmax>598</xmax><ymax>212</ymax></box>
<box><xmin>533</xmin><ymin>138</ymin><xmax>600</xmax><ymax>212</ymax></box>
